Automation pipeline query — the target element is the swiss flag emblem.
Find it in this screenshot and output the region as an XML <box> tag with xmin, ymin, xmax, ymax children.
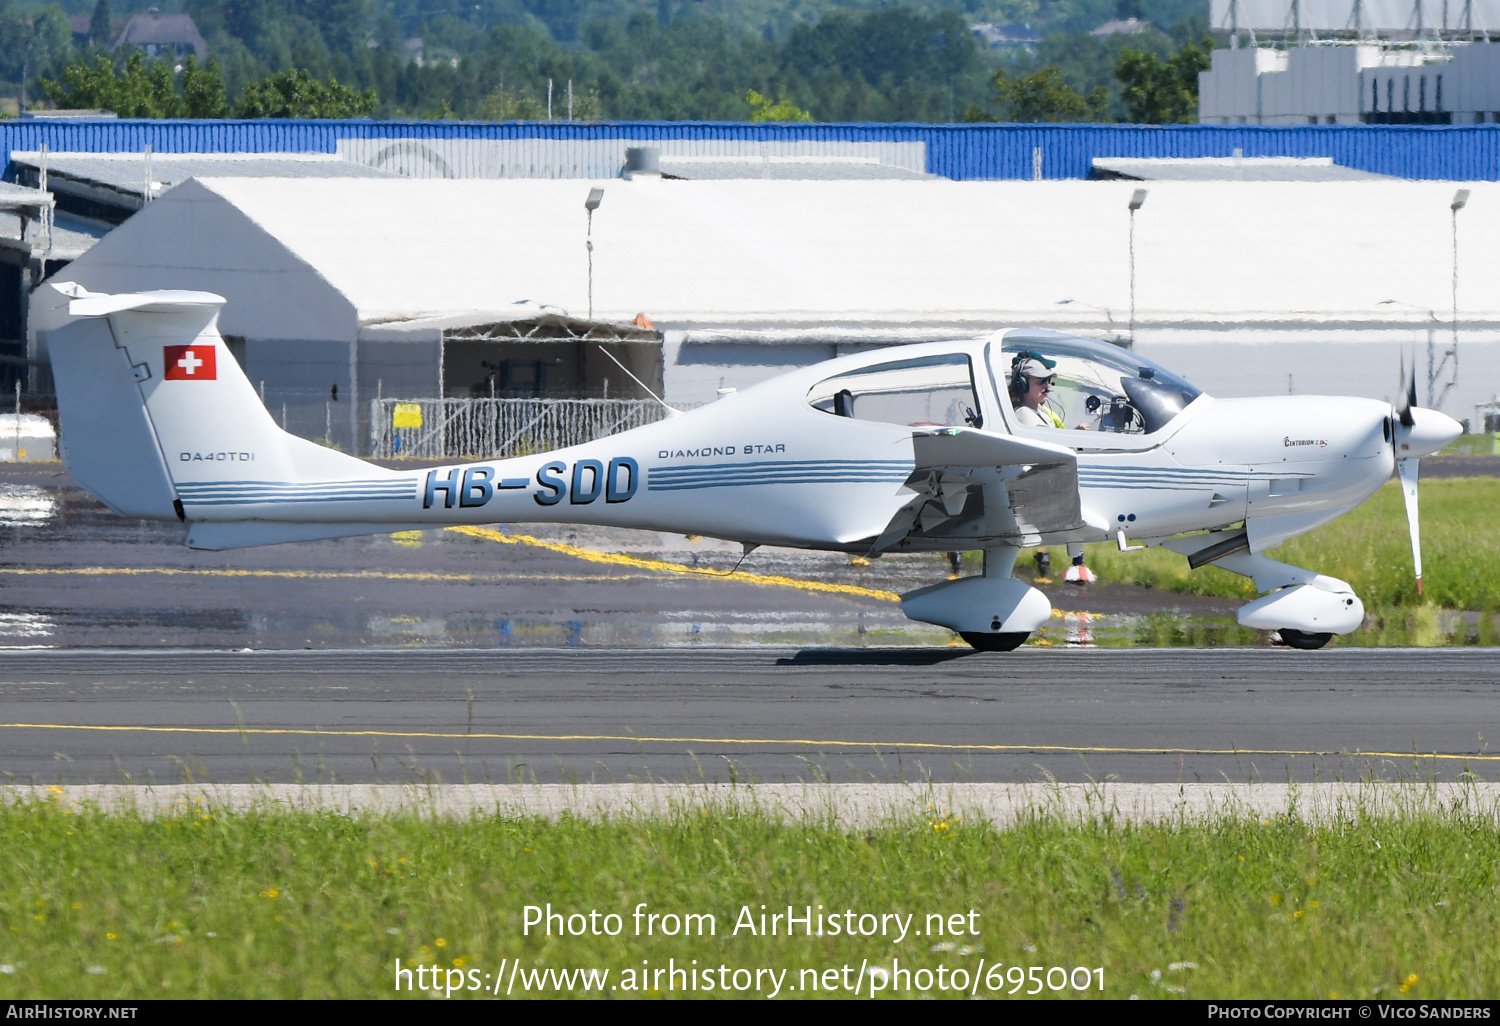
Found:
<box><xmin>164</xmin><ymin>344</ymin><xmax>217</xmax><ymax>381</ymax></box>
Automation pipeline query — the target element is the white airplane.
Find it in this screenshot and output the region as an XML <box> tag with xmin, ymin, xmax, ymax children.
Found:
<box><xmin>39</xmin><ymin>282</ymin><xmax>1461</xmax><ymax>651</ymax></box>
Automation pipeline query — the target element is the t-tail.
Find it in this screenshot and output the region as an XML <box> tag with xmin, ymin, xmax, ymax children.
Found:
<box><xmin>41</xmin><ymin>283</ymin><xmax>670</xmax><ymax>551</ymax></box>
<box><xmin>42</xmin><ymin>282</ymin><xmax>427</xmax><ymax>550</ymax></box>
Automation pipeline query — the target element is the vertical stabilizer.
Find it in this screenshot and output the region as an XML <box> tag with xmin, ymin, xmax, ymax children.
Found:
<box><xmin>46</xmin><ymin>282</ymin><xmax>388</xmax><ymax>522</ymax></box>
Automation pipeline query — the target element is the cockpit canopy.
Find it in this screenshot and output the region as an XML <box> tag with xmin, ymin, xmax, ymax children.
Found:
<box><xmin>803</xmin><ymin>332</ymin><xmax>1203</xmax><ymax>437</ymax></box>
<box><xmin>807</xmin><ymin>353</ymin><xmax>984</xmax><ymax>429</ymax></box>
<box><xmin>998</xmin><ymin>331</ymin><xmax>1201</xmax><ymax>435</ymax></box>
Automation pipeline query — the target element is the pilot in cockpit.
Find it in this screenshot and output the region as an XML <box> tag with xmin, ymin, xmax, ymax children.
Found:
<box><xmin>1008</xmin><ymin>352</ymin><xmax>1065</xmax><ymax>429</ymax></box>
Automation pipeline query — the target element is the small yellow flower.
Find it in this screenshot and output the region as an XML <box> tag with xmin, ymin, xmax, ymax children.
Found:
<box><xmin>1269</xmin><ymin>894</ymin><xmax>1281</xmax><ymax>905</ymax></box>
<box><xmin>367</xmin><ymin>858</ymin><xmax>379</xmax><ymax>868</ymax></box>
<box><xmin>435</xmin><ymin>938</ymin><xmax>447</xmax><ymax>948</ymax></box>
<box><xmin>261</xmin><ymin>888</ymin><xmax>280</xmax><ymax>899</ymax></box>
<box><xmin>106</xmin><ymin>933</ymin><xmax>117</xmax><ymax>941</ymax></box>
<box><xmin>34</xmin><ymin>914</ymin><xmax>44</xmax><ymax>921</ymax></box>
<box><xmin>71</xmin><ymin>903</ymin><xmax>81</xmax><ymax>910</ymax></box>
<box><xmin>453</xmin><ymin>957</ymin><xmax>467</xmax><ymax>967</ymax></box>
<box><xmin>397</xmin><ymin>857</ymin><xmax>408</xmax><ymax>864</ymax></box>
<box><xmin>1294</xmin><ymin>910</ymin><xmax>1305</xmax><ymax>919</ymax></box>
<box><xmin>1309</xmin><ymin>900</ymin><xmax>1319</xmax><ymax>909</ymax></box>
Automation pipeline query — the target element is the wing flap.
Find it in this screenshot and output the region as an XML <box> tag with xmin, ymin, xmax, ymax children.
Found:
<box><xmin>868</xmin><ymin>428</ymin><xmax>1083</xmax><ymax>554</ymax></box>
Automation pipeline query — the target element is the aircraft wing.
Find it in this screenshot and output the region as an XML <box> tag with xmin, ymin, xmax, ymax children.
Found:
<box><xmin>867</xmin><ymin>428</ymin><xmax>1083</xmax><ymax>554</ymax></box>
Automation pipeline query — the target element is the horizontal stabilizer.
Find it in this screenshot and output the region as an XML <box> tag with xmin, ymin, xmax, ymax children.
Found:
<box><xmin>185</xmin><ymin>521</ymin><xmax>432</xmax><ymax>551</ymax></box>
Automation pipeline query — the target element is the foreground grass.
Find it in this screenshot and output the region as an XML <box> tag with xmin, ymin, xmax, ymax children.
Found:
<box><xmin>2</xmin><ymin>795</ymin><xmax>1498</xmax><ymax>998</ymax></box>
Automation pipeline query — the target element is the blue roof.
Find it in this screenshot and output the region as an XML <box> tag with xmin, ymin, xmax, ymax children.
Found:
<box><xmin>2</xmin><ymin>119</ymin><xmax>1496</xmax><ymax>181</ymax></box>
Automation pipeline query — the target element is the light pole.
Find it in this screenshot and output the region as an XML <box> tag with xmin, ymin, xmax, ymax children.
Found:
<box><xmin>1128</xmin><ymin>188</ymin><xmax>1147</xmax><ymax>348</ymax></box>
<box><xmin>1440</xmin><ymin>188</ymin><xmax>1469</xmax><ymax>410</ymax></box>
<box><xmin>1428</xmin><ymin>188</ymin><xmax>1468</xmax><ymax>409</ymax></box>
<box><xmin>585</xmin><ymin>187</ymin><xmax>604</xmax><ymax>321</ymax></box>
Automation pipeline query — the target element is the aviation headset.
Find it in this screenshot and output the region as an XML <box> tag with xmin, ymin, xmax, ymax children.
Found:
<box><xmin>1008</xmin><ymin>351</ymin><xmax>1058</xmax><ymax>401</ymax></box>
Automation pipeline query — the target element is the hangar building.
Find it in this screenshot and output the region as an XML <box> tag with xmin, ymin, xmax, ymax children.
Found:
<box><xmin>35</xmin><ymin>174</ymin><xmax>1500</xmax><ymax>453</ymax></box>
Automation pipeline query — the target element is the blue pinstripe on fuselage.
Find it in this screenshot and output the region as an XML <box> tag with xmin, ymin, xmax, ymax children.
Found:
<box><xmin>647</xmin><ymin>459</ymin><xmax>912</xmax><ymax>492</ymax></box>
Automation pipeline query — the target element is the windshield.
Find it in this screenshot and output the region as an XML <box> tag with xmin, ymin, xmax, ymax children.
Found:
<box><xmin>992</xmin><ymin>333</ymin><xmax>1202</xmax><ymax>435</ymax></box>
<box><xmin>808</xmin><ymin>353</ymin><xmax>983</xmax><ymax>429</ymax></box>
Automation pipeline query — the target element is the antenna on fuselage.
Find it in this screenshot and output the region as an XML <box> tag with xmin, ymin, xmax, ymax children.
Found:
<box><xmin>596</xmin><ymin>345</ymin><xmax>681</xmax><ymax>418</ymax></box>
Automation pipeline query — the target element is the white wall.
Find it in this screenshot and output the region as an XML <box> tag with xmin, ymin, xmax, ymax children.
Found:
<box><xmin>44</xmin><ymin>180</ymin><xmax>359</xmax><ymax>344</ymax></box>
<box><xmin>1140</xmin><ymin>331</ymin><xmax>1500</xmax><ymax>426</ymax></box>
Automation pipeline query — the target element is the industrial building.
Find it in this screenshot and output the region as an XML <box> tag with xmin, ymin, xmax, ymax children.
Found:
<box><xmin>31</xmin><ymin>174</ymin><xmax>1500</xmax><ymax>453</ymax></box>
<box><xmin>1199</xmin><ymin>40</ymin><xmax>1500</xmax><ymax>123</ymax></box>
<box><xmin>1202</xmin><ymin>0</ymin><xmax>1500</xmax><ymax>124</ymax></box>
<box><xmin>3</xmin><ymin>118</ymin><xmax>1499</xmax><ymax>454</ymax></box>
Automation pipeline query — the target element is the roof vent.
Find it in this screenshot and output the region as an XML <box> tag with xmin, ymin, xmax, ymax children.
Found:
<box><xmin>623</xmin><ymin>147</ymin><xmax>661</xmax><ymax>180</ymax></box>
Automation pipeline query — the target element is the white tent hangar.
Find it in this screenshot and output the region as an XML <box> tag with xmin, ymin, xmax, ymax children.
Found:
<box><xmin>31</xmin><ymin>175</ymin><xmax>1500</xmax><ymax>452</ymax></box>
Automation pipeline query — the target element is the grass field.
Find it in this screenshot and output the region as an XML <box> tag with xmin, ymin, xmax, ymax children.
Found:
<box><xmin>1034</xmin><ymin>478</ymin><xmax>1500</xmax><ymax>646</ymax></box>
<box><xmin>3</xmin><ymin>792</ymin><xmax>1499</xmax><ymax>999</ymax></box>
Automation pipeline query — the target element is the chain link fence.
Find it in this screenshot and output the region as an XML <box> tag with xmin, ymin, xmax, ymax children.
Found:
<box><xmin>369</xmin><ymin>397</ymin><xmax>692</xmax><ymax>460</ymax></box>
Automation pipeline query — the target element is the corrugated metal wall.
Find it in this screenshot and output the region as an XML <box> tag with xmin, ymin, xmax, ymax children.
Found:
<box><xmin>334</xmin><ymin>136</ymin><xmax>927</xmax><ymax>178</ymax></box>
<box><xmin>2</xmin><ymin>119</ymin><xmax>1498</xmax><ymax>181</ymax></box>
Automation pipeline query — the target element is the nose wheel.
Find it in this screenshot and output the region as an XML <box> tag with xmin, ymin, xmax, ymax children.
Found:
<box><xmin>1277</xmin><ymin>629</ymin><xmax>1333</xmax><ymax>650</ymax></box>
<box><xmin>959</xmin><ymin>631</ymin><xmax>1030</xmax><ymax>652</ymax></box>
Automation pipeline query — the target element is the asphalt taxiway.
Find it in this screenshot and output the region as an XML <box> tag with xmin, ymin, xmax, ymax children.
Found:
<box><xmin>2</xmin><ymin>648</ymin><xmax>1497</xmax><ymax>785</ymax></box>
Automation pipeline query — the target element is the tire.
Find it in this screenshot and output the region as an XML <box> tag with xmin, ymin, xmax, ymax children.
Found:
<box><xmin>960</xmin><ymin>631</ymin><xmax>1030</xmax><ymax>652</ymax></box>
<box><xmin>1278</xmin><ymin>629</ymin><xmax>1333</xmax><ymax>650</ymax></box>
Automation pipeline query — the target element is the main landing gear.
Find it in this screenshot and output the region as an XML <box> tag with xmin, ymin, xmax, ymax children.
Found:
<box><xmin>899</xmin><ymin>544</ymin><xmax>1052</xmax><ymax>652</ymax></box>
<box><xmin>1277</xmin><ymin>629</ymin><xmax>1333</xmax><ymax>650</ymax></box>
<box><xmin>958</xmin><ymin>631</ymin><xmax>1031</xmax><ymax>652</ymax></box>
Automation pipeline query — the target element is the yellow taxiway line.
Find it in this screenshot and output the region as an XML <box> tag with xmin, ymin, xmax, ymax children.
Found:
<box><xmin>0</xmin><ymin>529</ymin><xmax>903</xmax><ymax>603</ymax></box>
<box><xmin>0</xmin><ymin>566</ymin><xmax>650</xmax><ymax>584</ymax></box>
<box><xmin>447</xmin><ymin>525</ymin><xmax>902</xmax><ymax>602</ymax></box>
<box><xmin>0</xmin><ymin>722</ymin><xmax>1491</xmax><ymax>763</ymax></box>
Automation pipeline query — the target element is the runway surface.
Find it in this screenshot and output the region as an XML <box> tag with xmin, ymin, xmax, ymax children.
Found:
<box><xmin>0</xmin><ymin>463</ymin><xmax>1275</xmax><ymax>650</ymax></box>
<box><xmin>2</xmin><ymin>648</ymin><xmax>1497</xmax><ymax>785</ymax></box>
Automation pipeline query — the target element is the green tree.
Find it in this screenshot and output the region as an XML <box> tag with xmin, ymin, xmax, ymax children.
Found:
<box><xmin>29</xmin><ymin>4</ymin><xmax>75</xmax><ymax>80</ymax></box>
<box><xmin>42</xmin><ymin>53</ymin><xmax>174</xmax><ymax>116</ymax></box>
<box><xmin>1114</xmin><ymin>35</ymin><xmax>1213</xmax><ymax>124</ymax></box>
<box><xmin>40</xmin><ymin>53</ymin><xmax>229</xmax><ymax>118</ymax></box>
<box><xmin>977</xmin><ymin>66</ymin><xmax>1109</xmax><ymax>123</ymax></box>
<box><xmin>234</xmin><ymin>68</ymin><xmax>376</xmax><ymax>118</ymax></box>
<box><xmin>181</xmin><ymin>56</ymin><xmax>230</xmax><ymax>117</ymax></box>
<box><xmin>88</xmin><ymin>0</ymin><xmax>112</xmax><ymax>48</ymax></box>
<box><xmin>745</xmin><ymin>88</ymin><xmax>811</xmax><ymax>122</ymax></box>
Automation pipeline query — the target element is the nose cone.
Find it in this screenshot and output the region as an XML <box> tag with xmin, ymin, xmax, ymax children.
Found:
<box><xmin>1399</xmin><ymin>407</ymin><xmax>1464</xmax><ymax>458</ymax></box>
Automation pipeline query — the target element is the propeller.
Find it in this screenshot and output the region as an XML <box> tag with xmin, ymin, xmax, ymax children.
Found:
<box><xmin>1386</xmin><ymin>352</ymin><xmax>1458</xmax><ymax>597</ymax></box>
<box><xmin>1395</xmin><ymin>351</ymin><xmax>1417</xmax><ymax>429</ymax></box>
<box><xmin>1390</xmin><ymin>353</ymin><xmax>1464</xmax><ymax>596</ymax></box>
<box><xmin>1396</xmin><ymin>456</ymin><xmax>1423</xmax><ymax>596</ymax></box>
<box><xmin>1393</xmin><ymin>352</ymin><xmax>1422</xmax><ymax>595</ymax></box>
